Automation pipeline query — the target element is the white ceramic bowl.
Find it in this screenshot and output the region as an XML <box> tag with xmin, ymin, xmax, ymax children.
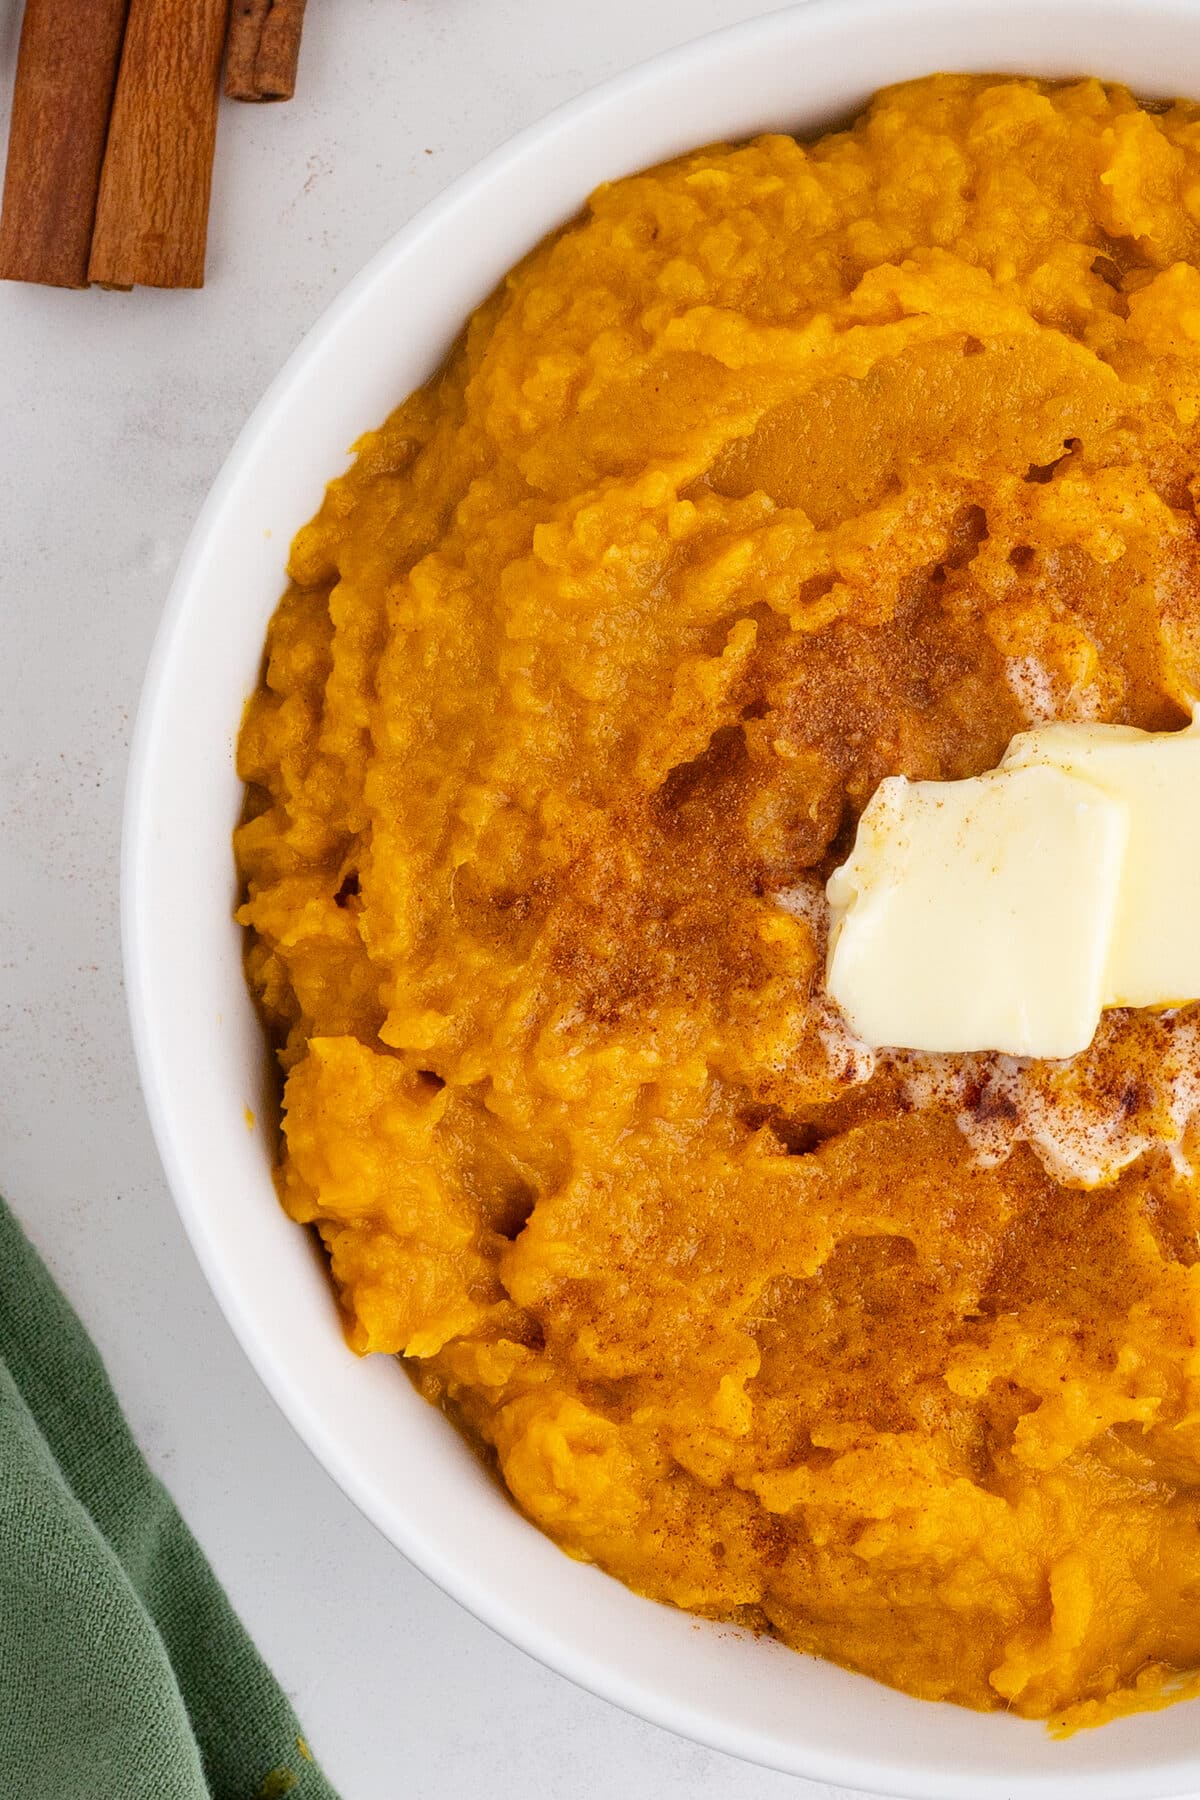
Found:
<box><xmin>124</xmin><ymin>2</ymin><xmax>1200</xmax><ymax>1793</ymax></box>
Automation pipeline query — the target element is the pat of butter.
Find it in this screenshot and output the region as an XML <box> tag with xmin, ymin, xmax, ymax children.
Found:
<box><xmin>825</xmin><ymin>766</ymin><xmax>1129</xmax><ymax>1058</ymax></box>
<box><xmin>1002</xmin><ymin>713</ymin><xmax>1200</xmax><ymax>1008</ymax></box>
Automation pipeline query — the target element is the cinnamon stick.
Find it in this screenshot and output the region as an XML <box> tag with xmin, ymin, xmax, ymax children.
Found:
<box><xmin>87</xmin><ymin>0</ymin><xmax>229</xmax><ymax>289</ymax></box>
<box><xmin>0</xmin><ymin>0</ymin><xmax>131</xmax><ymax>287</ymax></box>
<box><xmin>225</xmin><ymin>0</ymin><xmax>308</xmax><ymax>102</ymax></box>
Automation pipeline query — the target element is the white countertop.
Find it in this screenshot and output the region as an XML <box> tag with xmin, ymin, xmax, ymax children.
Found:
<box><xmin>0</xmin><ymin>4</ymin><xmax>861</xmax><ymax>1794</ymax></box>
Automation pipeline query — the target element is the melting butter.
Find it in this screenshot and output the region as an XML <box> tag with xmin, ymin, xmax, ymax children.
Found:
<box><xmin>825</xmin><ymin>713</ymin><xmax>1200</xmax><ymax>1058</ymax></box>
<box><xmin>1002</xmin><ymin>712</ymin><xmax>1200</xmax><ymax>1009</ymax></box>
<box><xmin>825</xmin><ymin>765</ymin><xmax>1128</xmax><ymax>1058</ymax></box>
<box><xmin>891</xmin><ymin>1010</ymin><xmax>1200</xmax><ymax>1188</ymax></box>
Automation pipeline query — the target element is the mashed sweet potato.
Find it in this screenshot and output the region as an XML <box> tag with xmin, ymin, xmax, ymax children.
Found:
<box><xmin>236</xmin><ymin>75</ymin><xmax>1200</xmax><ymax>1723</ymax></box>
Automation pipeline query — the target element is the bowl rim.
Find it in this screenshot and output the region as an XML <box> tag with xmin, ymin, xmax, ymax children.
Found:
<box><xmin>123</xmin><ymin>2</ymin><xmax>1200</xmax><ymax>1793</ymax></box>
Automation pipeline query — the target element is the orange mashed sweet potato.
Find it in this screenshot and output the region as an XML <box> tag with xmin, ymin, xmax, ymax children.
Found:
<box><xmin>236</xmin><ymin>75</ymin><xmax>1200</xmax><ymax>1724</ymax></box>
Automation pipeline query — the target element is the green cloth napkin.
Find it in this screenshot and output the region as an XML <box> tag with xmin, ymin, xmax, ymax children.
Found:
<box><xmin>0</xmin><ymin>1196</ymin><xmax>340</xmax><ymax>1800</ymax></box>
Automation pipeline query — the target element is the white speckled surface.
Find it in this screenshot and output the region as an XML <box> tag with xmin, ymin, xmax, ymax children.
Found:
<box><xmin>0</xmin><ymin>3</ymin><xmax>859</xmax><ymax>1793</ymax></box>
